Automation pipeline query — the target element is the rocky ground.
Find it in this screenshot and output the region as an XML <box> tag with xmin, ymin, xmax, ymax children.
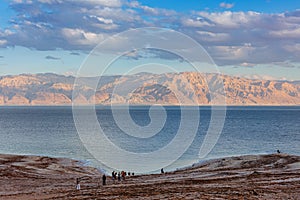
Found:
<box><xmin>0</xmin><ymin>153</ymin><xmax>299</xmax><ymax>200</ymax></box>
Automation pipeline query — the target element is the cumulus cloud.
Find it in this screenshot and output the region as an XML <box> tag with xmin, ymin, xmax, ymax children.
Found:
<box><xmin>3</xmin><ymin>0</ymin><xmax>146</xmax><ymax>50</ymax></box>
<box><xmin>123</xmin><ymin>48</ymin><xmax>182</xmax><ymax>61</ymax></box>
<box><xmin>196</xmin><ymin>31</ymin><xmax>230</xmax><ymax>42</ymax></box>
<box><xmin>283</xmin><ymin>43</ymin><xmax>300</xmax><ymax>52</ymax></box>
<box><xmin>240</xmin><ymin>62</ymin><xmax>256</xmax><ymax>68</ymax></box>
<box><xmin>64</xmin><ymin>68</ymin><xmax>78</xmax><ymax>76</ymax></box>
<box><xmin>219</xmin><ymin>2</ymin><xmax>234</xmax><ymax>9</ymax></box>
<box><xmin>37</xmin><ymin>0</ymin><xmax>122</xmax><ymax>7</ymax></box>
<box><xmin>181</xmin><ymin>17</ymin><xmax>213</xmax><ymax>27</ymax></box>
<box><xmin>269</xmin><ymin>28</ymin><xmax>300</xmax><ymax>38</ymax></box>
<box><xmin>0</xmin><ymin>40</ymin><xmax>7</xmax><ymax>46</ymax></box>
<box><xmin>0</xmin><ymin>29</ymin><xmax>12</xmax><ymax>47</ymax></box>
<box><xmin>0</xmin><ymin>0</ymin><xmax>299</xmax><ymax>67</ymax></box>
<box><xmin>73</xmin><ymin>0</ymin><xmax>122</xmax><ymax>7</ymax></box>
<box><xmin>61</xmin><ymin>28</ymin><xmax>107</xmax><ymax>46</ymax></box>
<box><xmin>208</xmin><ymin>44</ymin><xmax>255</xmax><ymax>62</ymax></box>
<box><xmin>180</xmin><ymin>10</ymin><xmax>300</xmax><ymax>65</ymax></box>
<box><xmin>195</xmin><ymin>11</ymin><xmax>260</xmax><ymax>28</ymax></box>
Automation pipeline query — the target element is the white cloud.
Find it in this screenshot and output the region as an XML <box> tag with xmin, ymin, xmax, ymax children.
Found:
<box><xmin>95</xmin><ymin>16</ymin><xmax>113</xmax><ymax>24</ymax></box>
<box><xmin>2</xmin><ymin>1</ymin><xmax>300</xmax><ymax>66</ymax></box>
<box><xmin>240</xmin><ymin>62</ymin><xmax>256</xmax><ymax>67</ymax></box>
<box><xmin>140</xmin><ymin>5</ymin><xmax>159</xmax><ymax>15</ymax></box>
<box><xmin>69</xmin><ymin>0</ymin><xmax>122</xmax><ymax>7</ymax></box>
<box><xmin>219</xmin><ymin>2</ymin><xmax>234</xmax><ymax>9</ymax></box>
<box><xmin>37</xmin><ymin>0</ymin><xmax>62</xmax><ymax>3</ymax></box>
<box><xmin>0</xmin><ymin>29</ymin><xmax>13</xmax><ymax>37</ymax></box>
<box><xmin>0</xmin><ymin>40</ymin><xmax>7</xmax><ymax>46</ymax></box>
<box><xmin>86</xmin><ymin>7</ymin><xmax>141</xmax><ymax>22</ymax></box>
<box><xmin>210</xmin><ymin>44</ymin><xmax>255</xmax><ymax>60</ymax></box>
<box><xmin>181</xmin><ymin>18</ymin><xmax>212</xmax><ymax>27</ymax></box>
<box><xmin>61</xmin><ymin>28</ymin><xmax>106</xmax><ymax>46</ymax></box>
<box><xmin>86</xmin><ymin>15</ymin><xmax>119</xmax><ymax>30</ymax></box>
<box><xmin>12</xmin><ymin>0</ymin><xmax>23</xmax><ymax>3</ymax></box>
<box><xmin>64</xmin><ymin>68</ymin><xmax>78</xmax><ymax>76</ymax></box>
<box><xmin>283</xmin><ymin>43</ymin><xmax>300</xmax><ymax>52</ymax></box>
<box><xmin>127</xmin><ymin>0</ymin><xmax>140</xmax><ymax>8</ymax></box>
<box><xmin>13</xmin><ymin>0</ymin><xmax>33</xmax><ymax>3</ymax></box>
<box><xmin>93</xmin><ymin>23</ymin><xmax>119</xmax><ymax>30</ymax></box>
<box><xmin>13</xmin><ymin>0</ymin><xmax>123</xmax><ymax>7</ymax></box>
<box><xmin>196</xmin><ymin>31</ymin><xmax>230</xmax><ymax>42</ymax></box>
<box><xmin>269</xmin><ymin>27</ymin><xmax>300</xmax><ymax>38</ymax></box>
<box><xmin>196</xmin><ymin>11</ymin><xmax>260</xmax><ymax>28</ymax></box>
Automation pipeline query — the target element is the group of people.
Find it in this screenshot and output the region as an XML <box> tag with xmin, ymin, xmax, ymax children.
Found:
<box><xmin>111</xmin><ymin>170</ymin><xmax>134</xmax><ymax>182</ymax></box>
<box><xmin>75</xmin><ymin>170</ymin><xmax>135</xmax><ymax>190</ymax></box>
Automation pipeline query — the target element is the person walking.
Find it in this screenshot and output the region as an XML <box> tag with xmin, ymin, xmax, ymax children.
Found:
<box><xmin>102</xmin><ymin>174</ymin><xmax>107</xmax><ymax>185</ymax></box>
<box><xmin>76</xmin><ymin>177</ymin><xmax>80</xmax><ymax>190</ymax></box>
<box><xmin>112</xmin><ymin>171</ymin><xmax>115</xmax><ymax>180</ymax></box>
<box><xmin>121</xmin><ymin>171</ymin><xmax>126</xmax><ymax>181</ymax></box>
<box><xmin>117</xmin><ymin>172</ymin><xmax>121</xmax><ymax>181</ymax></box>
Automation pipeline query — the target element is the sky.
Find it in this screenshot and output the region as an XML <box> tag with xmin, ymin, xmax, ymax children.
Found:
<box><xmin>0</xmin><ymin>0</ymin><xmax>299</xmax><ymax>80</ymax></box>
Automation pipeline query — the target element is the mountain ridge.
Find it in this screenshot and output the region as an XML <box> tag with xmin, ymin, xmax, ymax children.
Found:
<box><xmin>0</xmin><ymin>72</ymin><xmax>299</xmax><ymax>105</ymax></box>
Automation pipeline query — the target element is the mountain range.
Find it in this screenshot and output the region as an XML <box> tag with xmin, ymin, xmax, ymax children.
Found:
<box><xmin>0</xmin><ymin>72</ymin><xmax>299</xmax><ymax>105</ymax></box>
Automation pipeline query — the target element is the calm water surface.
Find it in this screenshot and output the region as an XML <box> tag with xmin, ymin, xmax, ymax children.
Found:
<box><xmin>0</xmin><ymin>106</ymin><xmax>299</xmax><ymax>172</ymax></box>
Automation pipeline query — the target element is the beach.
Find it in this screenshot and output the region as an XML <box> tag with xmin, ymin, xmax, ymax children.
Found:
<box><xmin>0</xmin><ymin>153</ymin><xmax>299</xmax><ymax>200</ymax></box>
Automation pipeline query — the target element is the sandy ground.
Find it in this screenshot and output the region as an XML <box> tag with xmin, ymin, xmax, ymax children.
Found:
<box><xmin>0</xmin><ymin>153</ymin><xmax>299</xmax><ymax>200</ymax></box>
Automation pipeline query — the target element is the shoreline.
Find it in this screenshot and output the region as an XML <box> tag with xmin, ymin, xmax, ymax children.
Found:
<box><xmin>0</xmin><ymin>104</ymin><xmax>300</xmax><ymax>107</ymax></box>
<box><xmin>2</xmin><ymin>151</ymin><xmax>300</xmax><ymax>174</ymax></box>
<box><xmin>1</xmin><ymin>153</ymin><xmax>299</xmax><ymax>199</ymax></box>
<box><xmin>3</xmin><ymin>151</ymin><xmax>299</xmax><ymax>174</ymax></box>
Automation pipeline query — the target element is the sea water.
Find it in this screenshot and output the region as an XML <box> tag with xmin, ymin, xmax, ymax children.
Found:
<box><xmin>0</xmin><ymin>106</ymin><xmax>299</xmax><ymax>172</ymax></box>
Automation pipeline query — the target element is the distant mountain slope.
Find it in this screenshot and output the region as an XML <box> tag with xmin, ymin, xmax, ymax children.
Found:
<box><xmin>0</xmin><ymin>72</ymin><xmax>299</xmax><ymax>105</ymax></box>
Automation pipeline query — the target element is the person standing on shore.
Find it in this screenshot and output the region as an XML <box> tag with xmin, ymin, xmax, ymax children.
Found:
<box><xmin>102</xmin><ymin>174</ymin><xmax>106</xmax><ymax>186</ymax></box>
<box><xmin>76</xmin><ymin>178</ymin><xmax>80</xmax><ymax>190</ymax></box>
<box><xmin>277</xmin><ymin>149</ymin><xmax>281</xmax><ymax>154</ymax></box>
<box><xmin>118</xmin><ymin>172</ymin><xmax>121</xmax><ymax>181</ymax></box>
<box><xmin>121</xmin><ymin>171</ymin><xmax>126</xmax><ymax>181</ymax></box>
<box><xmin>112</xmin><ymin>171</ymin><xmax>116</xmax><ymax>182</ymax></box>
